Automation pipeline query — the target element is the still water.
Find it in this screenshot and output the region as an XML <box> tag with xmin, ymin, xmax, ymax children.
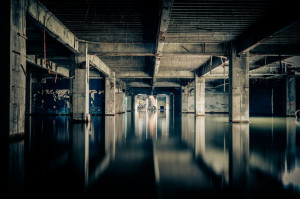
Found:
<box><xmin>6</xmin><ymin>112</ymin><xmax>300</xmax><ymax>198</ymax></box>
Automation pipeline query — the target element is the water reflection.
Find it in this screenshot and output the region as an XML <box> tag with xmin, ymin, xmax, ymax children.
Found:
<box><xmin>7</xmin><ymin>113</ymin><xmax>300</xmax><ymax>198</ymax></box>
<box><xmin>229</xmin><ymin>123</ymin><xmax>249</xmax><ymax>196</ymax></box>
<box><xmin>8</xmin><ymin>140</ymin><xmax>24</xmax><ymax>195</ymax></box>
<box><xmin>71</xmin><ymin>122</ymin><xmax>90</xmax><ymax>188</ymax></box>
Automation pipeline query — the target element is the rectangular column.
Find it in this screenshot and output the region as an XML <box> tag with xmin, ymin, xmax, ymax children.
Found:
<box><xmin>127</xmin><ymin>95</ymin><xmax>132</xmax><ymax>112</ymax></box>
<box><xmin>286</xmin><ymin>77</ymin><xmax>296</xmax><ymax>116</ymax></box>
<box><xmin>195</xmin><ymin>74</ymin><xmax>205</xmax><ymax>116</ymax></box>
<box><xmin>72</xmin><ymin>42</ymin><xmax>90</xmax><ymax>122</ymax></box>
<box><xmin>116</xmin><ymin>92</ymin><xmax>125</xmax><ymax>114</ymax></box>
<box><xmin>25</xmin><ymin>74</ymin><xmax>32</xmax><ymax>114</ymax></box>
<box><xmin>134</xmin><ymin>95</ymin><xmax>138</xmax><ymax>111</ymax></box>
<box><xmin>181</xmin><ymin>86</ymin><xmax>188</xmax><ymax>113</ymax></box>
<box><xmin>105</xmin><ymin>72</ymin><xmax>116</xmax><ymax>116</ymax></box>
<box><xmin>166</xmin><ymin>95</ymin><xmax>170</xmax><ymax>111</ymax></box>
<box><xmin>3</xmin><ymin>0</ymin><xmax>27</xmax><ymax>137</ymax></box>
<box><xmin>229</xmin><ymin>45</ymin><xmax>249</xmax><ymax>123</ymax></box>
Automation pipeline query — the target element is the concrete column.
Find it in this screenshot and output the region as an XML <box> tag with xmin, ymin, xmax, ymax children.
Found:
<box><xmin>127</xmin><ymin>95</ymin><xmax>132</xmax><ymax>112</ymax></box>
<box><xmin>25</xmin><ymin>74</ymin><xmax>32</xmax><ymax>114</ymax></box>
<box><xmin>72</xmin><ymin>42</ymin><xmax>90</xmax><ymax>122</ymax></box>
<box><xmin>116</xmin><ymin>92</ymin><xmax>125</xmax><ymax>114</ymax></box>
<box><xmin>286</xmin><ymin>77</ymin><xmax>296</xmax><ymax>116</ymax></box>
<box><xmin>2</xmin><ymin>0</ymin><xmax>27</xmax><ymax>137</ymax></box>
<box><xmin>181</xmin><ymin>86</ymin><xmax>188</xmax><ymax>113</ymax></box>
<box><xmin>105</xmin><ymin>72</ymin><xmax>116</xmax><ymax>116</ymax></box>
<box><xmin>166</xmin><ymin>95</ymin><xmax>170</xmax><ymax>111</ymax></box>
<box><xmin>134</xmin><ymin>95</ymin><xmax>138</xmax><ymax>111</ymax></box>
<box><xmin>229</xmin><ymin>45</ymin><xmax>249</xmax><ymax>123</ymax></box>
<box><xmin>195</xmin><ymin>74</ymin><xmax>205</xmax><ymax>116</ymax></box>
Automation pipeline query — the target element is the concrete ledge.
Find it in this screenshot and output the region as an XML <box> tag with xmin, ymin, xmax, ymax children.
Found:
<box><xmin>105</xmin><ymin>114</ymin><xmax>115</xmax><ymax>116</ymax></box>
<box><xmin>196</xmin><ymin>114</ymin><xmax>205</xmax><ymax>116</ymax></box>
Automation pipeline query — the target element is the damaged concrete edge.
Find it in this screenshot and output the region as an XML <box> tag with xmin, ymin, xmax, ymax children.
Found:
<box><xmin>27</xmin><ymin>55</ymin><xmax>69</xmax><ymax>77</ymax></box>
<box><xmin>27</xmin><ymin>0</ymin><xmax>79</xmax><ymax>53</ymax></box>
<box><xmin>89</xmin><ymin>54</ymin><xmax>112</xmax><ymax>77</ymax></box>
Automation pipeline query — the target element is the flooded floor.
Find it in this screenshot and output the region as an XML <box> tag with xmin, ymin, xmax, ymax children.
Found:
<box><xmin>6</xmin><ymin>112</ymin><xmax>300</xmax><ymax>198</ymax></box>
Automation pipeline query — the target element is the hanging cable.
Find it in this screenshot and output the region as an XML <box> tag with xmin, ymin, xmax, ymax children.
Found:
<box><xmin>44</xmin><ymin>28</ymin><xmax>47</xmax><ymax>65</ymax></box>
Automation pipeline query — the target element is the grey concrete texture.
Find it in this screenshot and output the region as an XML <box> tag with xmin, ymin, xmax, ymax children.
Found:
<box><xmin>105</xmin><ymin>72</ymin><xmax>116</xmax><ymax>115</ymax></box>
<box><xmin>286</xmin><ymin>77</ymin><xmax>296</xmax><ymax>116</ymax></box>
<box><xmin>229</xmin><ymin>47</ymin><xmax>249</xmax><ymax>122</ymax></box>
<box><xmin>9</xmin><ymin>0</ymin><xmax>27</xmax><ymax>135</ymax></box>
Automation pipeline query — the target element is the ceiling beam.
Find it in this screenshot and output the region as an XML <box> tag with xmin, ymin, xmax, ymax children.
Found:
<box><xmin>235</xmin><ymin>1</ymin><xmax>300</xmax><ymax>55</ymax></box>
<box><xmin>27</xmin><ymin>0</ymin><xmax>78</xmax><ymax>53</ymax></box>
<box><xmin>127</xmin><ymin>81</ymin><xmax>181</xmax><ymax>88</ymax></box>
<box><xmin>250</xmin><ymin>56</ymin><xmax>291</xmax><ymax>71</ymax></box>
<box><xmin>196</xmin><ymin>56</ymin><xmax>226</xmax><ymax>77</ymax></box>
<box><xmin>249</xmin><ymin>44</ymin><xmax>300</xmax><ymax>56</ymax></box>
<box><xmin>27</xmin><ymin>55</ymin><xmax>69</xmax><ymax>77</ymax></box>
<box><xmin>153</xmin><ymin>0</ymin><xmax>174</xmax><ymax>81</ymax></box>
<box><xmin>116</xmin><ymin>71</ymin><xmax>152</xmax><ymax>79</ymax></box>
<box><xmin>162</xmin><ymin>43</ymin><xmax>230</xmax><ymax>56</ymax></box>
<box><xmin>87</xmin><ymin>42</ymin><xmax>155</xmax><ymax>56</ymax></box>
<box><xmin>89</xmin><ymin>55</ymin><xmax>112</xmax><ymax>77</ymax></box>
<box><xmin>154</xmin><ymin>82</ymin><xmax>180</xmax><ymax>87</ymax></box>
<box><xmin>156</xmin><ymin>71</ymin><xmax>194</xmax><ymax>78</ymax></box>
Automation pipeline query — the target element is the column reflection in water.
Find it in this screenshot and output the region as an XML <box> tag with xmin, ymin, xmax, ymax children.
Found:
<box><xmin>181</xmin><ymin>114</ymin><xmax>195</xmax><ymax>148</ymax></box>
<box><xmin>71</xmin><ymin>122</ymin><xmax>90</xmax><ymax>188</ymax></box>
<box><xmin>134</xmin><ymin>111</ymin><xmax>146</xmax><ymax>137</ymax></box>
<box><xmin>229</xmin><ymin>123</ymin><xmax>249</xmax><ymax>194</ymax></box>
<box><xmin>105</xmin><ymin>116</ymin><xmax>116</xmax><ymax>159</ymax></box>
<box><xmin>282</xmin><ymin>117</ymin><xmax>299</xmax><ymax>190</ymax></box>
<box><xmin>157</xmin><ymin>111</ymin><xmax>169</xmax><ymax>137</ymax></box>
<box><xmin>115</xmin><ymin>114</ymin><xmax>125</xmax><ymax>144</ymax></box>
<box><xmin>285</xmin><ymin>118</ymin><xmax>297</xmax><ymax>172</ymax></box>
<box><xmin>148</xmin><ymin>111</ymin><xmax>157</xmax><ymax>139</ymax></box>
<box><xmin>8</xmin><ymin>140</ymin><xmax>24</xmax><ymax>195</ymax></box>
<box><xmin>195</xmin><ymin>116</ymin><xmax>205</xmax><ymax>158</ymax></box>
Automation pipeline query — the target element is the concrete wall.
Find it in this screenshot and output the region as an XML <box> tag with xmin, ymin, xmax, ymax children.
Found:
<box><xmin>249</xmin><ymin>79</ymin><xmax>272</xmax><ymax>116</ymax></box>
<box><xmin>205</xmin><ymin>91</ymin><xmax>229</xmax><ymax>113</ymax></box>
<box><xmin>89</xmin><ymin>78</ymin><xmax>105</xmax><ymax>115</ymax></box>
<box><xmin>32</xmin><ymin>78</ymin><xmax>71</xmax><ymax>114</ymax></box>
<box><xmin>32</xmin><ymin>78</ymin><xmax>106</xmax><ymax>115</ymax></box>
<box><xmin>182</xmin><ymin>86</ymin><xmax>195</xmax><ymax>113</ymax></box>
<box><xmin>272</xmin><ymin>79</ymin><xmax>287</xmax><ymax>116</ymax></box>
<box><xmin>157</xmin><ymin>95</ymin><xmax>166</xmax><ymax>110</ymax></box>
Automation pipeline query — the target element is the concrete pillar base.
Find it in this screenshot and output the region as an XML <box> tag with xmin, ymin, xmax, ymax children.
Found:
<box><xmin>105</xmin><ymin>114</ymin><xmax>115</xmax><ymax>116</ymax></box>
<box><xmin>182</xmin><ymin>112</ymin><xmax>195</xmax><ymax>114</ymax></box>
<box><xmin>230</xmin><ymin>120</ymin><xmax>249</xmax><ymax>123</ymax></box>
<box><xmin>9</xmin><ymin>132</ymin><xmax>25</xmax><ymax>142</ymax></box>
<box><xmin>72</xmin><ymin>113</ymin><xmax>91</xmax><ymax>123</ymax></box>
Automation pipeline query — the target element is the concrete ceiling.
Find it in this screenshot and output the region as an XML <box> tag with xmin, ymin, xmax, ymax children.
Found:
<box><xmin>27</xmin><ymin>0</ymin><xmax>300</xmax><ymax>87</ymax></box>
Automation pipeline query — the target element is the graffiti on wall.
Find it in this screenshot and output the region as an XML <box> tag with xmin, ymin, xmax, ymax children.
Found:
<box><xmin>32</xmin><ymin>79</ymin><xmax>70</xmax><ymax>114</ymax></box>
<box><xmin>89</xmin><ymin>79</ymin><xmax>105</xmax><ymax>114</ymax></box>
